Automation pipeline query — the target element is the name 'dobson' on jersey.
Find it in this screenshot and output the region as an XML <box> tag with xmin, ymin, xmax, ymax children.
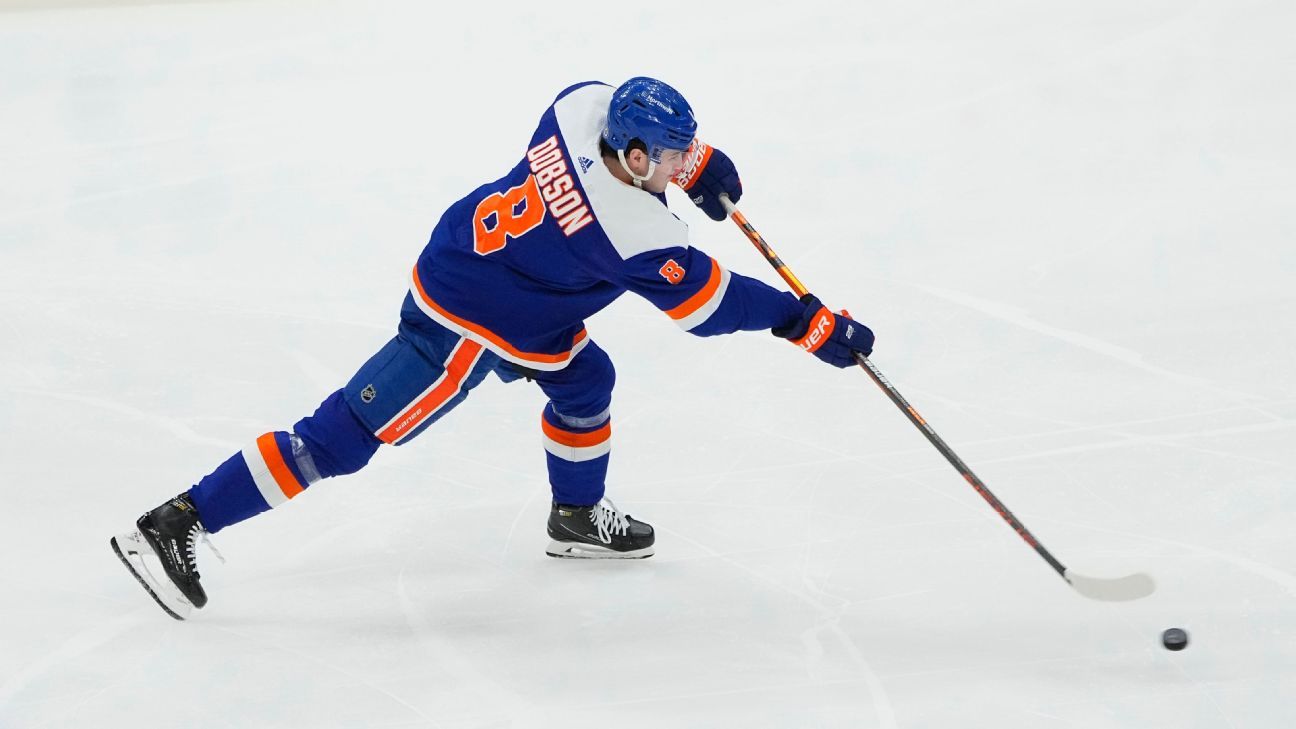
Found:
<box><xmin>472</xmin><ymin>135</ymin><xmax>593</xmax><ymax>256</ymax></box>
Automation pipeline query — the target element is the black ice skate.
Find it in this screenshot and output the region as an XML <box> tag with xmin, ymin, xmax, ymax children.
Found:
<box><xmin>110</xmin><ymin>493</ymin><xmax>220</xmax><ymax>620</ymax></box>
<box><xmin>546</xmin><ymin>498</ymin><xmax>655</xmax><ymax>559</ymax></box>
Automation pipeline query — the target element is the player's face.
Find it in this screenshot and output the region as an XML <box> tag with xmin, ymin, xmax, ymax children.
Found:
<box><xmin>642</xmin><ymin>147</ymin><xmax>688</xmax><ymax>193</ymax></box>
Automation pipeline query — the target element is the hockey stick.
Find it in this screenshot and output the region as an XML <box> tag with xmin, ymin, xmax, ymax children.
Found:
<box><xmin>719</xmin><ymin>195</ymin><xmax>1155</xmax><ymax>602</ymax></box>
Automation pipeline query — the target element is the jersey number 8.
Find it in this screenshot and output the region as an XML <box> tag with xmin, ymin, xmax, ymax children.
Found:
<box><xmin>473</xmin><ymin>176</ymin><xmax>546</xmax><ymax>255</ymax></box>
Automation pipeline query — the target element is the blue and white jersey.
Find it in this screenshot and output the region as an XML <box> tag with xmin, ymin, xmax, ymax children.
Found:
<box><xmin>407</xmin><ymin>81</ymin><xmax>800</xmax><ymax>371</ymax></box>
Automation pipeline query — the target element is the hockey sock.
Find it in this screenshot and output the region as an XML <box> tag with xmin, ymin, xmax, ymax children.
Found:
<box><xmin>541</xmin><ymin>403</ymin><xmax>611</xmax><ymax>506</ymax></box>
<box><xmin>187</xmin><ymin>431</ymin><xmax>320</xmax><ymax>533</ymax></box>
<box><xmin>188</xmin><ymin>390</ymin><xmax>380</xmax><ymax>533</ymax></box>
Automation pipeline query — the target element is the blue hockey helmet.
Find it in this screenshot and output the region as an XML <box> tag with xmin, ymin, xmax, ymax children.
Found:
<box><xmin>602</xmin><ymin>77</ymin><xmax>697</xmax><ymax>163</ymax></box>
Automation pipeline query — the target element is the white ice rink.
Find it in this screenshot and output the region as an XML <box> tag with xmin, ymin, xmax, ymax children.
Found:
<box><xmin>2</xmin><ymin>0</ymin><xmax>1294</xmax><ymax>726</ymax></box>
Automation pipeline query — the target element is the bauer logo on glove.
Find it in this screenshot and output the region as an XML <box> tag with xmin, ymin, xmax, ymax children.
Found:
<box><xmin>798</xmin><ymin>311</ymin><xmax>836</xmax><ymax>352</ymax></box>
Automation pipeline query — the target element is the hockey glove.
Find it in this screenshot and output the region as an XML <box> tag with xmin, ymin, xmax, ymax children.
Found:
<box><xmin>772</xmin><ymin>294</ymin><xmax>875</xmax><ymax>368</ymax></box>
<box><xmin>673</xmin><ymin>140</ymin><xmax>742</xmax><ymax>221</ymax></box>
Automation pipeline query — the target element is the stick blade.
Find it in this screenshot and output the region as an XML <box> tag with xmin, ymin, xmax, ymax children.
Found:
<box><xmin>1064</xmin><ymin>569</ymin><xmax>1156</xmax><ymax>602</ymax></box>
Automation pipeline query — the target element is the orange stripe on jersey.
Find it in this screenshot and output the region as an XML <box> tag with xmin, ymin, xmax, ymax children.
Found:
<box><xmin>377</xmin><ymin>339</ymin><xmax>484</xmax><ymax>445</ymax></box>
<box><xmin>541</xmin><ymin>418</ymin><xmax>611</xmax><ymax>448</ymax></box>
<box><xmin>411</xmin><ymin>266</ymin><xmax>587</xmax><ymax>365</ymax></box>
<box><xmin>665</xmin><ymin>257</ymin><xmax>723</xmax><ymax>321</ymax></box>
<box><xmin>256</xmin><ymin>433</ymin><xmax>304</xmax><ymax>499</ymax></box>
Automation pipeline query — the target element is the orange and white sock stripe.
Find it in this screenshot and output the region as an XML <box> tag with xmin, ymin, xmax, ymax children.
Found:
<box><xmin>541</xmin><ymin>418</ymin><xmax>612</xmax><ymax>463</ymax></box>
<box><xmin>376</xmin><ymin>337</ymin><xmax>485</xmax><ymax>445</ymax></box>
<box><xmin>242</xmin><ymin>433</ymin><xmax>306</xmax><ymax>509</ymax></box>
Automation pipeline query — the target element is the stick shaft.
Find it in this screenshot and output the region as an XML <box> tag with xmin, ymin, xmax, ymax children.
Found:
<box><xmin>726</xmin><ymin>207</ymin><xmax>810</xmax><ymax>298</ymax></box>
<box><xmin>721</xmin><ymin>197</ymin><xmax>1069</xmax><ymax>580</ymax></box>
<box><xmin>850</xmin><ymin>352</ymin><xmax>1067</xmax><ymax>576</ymax></box>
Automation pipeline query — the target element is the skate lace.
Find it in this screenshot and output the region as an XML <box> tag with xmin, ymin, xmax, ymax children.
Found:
<box><xmin>588</xmin><ymin>498</ymin><xmax>630</xmax><ymax>544</ymax></box>
<box><xmin>186</xmin><ymin>526</ymin><xmax>225</xmax><ymax>568</ymax></box>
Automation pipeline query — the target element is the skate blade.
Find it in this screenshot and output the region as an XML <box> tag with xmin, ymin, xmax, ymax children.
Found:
<box><xmin>110</xmin><ymin>532</ymin><xmax>193</xmax><ymax>620</ymax></box>
<box><xmin>545</xmin><ymin>540</ymin><xmax>654</xmax><ymax>560</ymax></box>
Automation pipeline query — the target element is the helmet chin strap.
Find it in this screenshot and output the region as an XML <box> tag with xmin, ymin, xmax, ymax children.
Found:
<box><xmin>617</xmin><ymin>149</ymin><xmax>656</xmax><ymax>189</ymax></box>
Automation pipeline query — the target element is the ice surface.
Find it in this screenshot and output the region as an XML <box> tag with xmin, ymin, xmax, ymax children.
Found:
<box><xmin>1</xmin><ymin>1</ymin><xmax>1293</xmax><ymax>727</ymax></box>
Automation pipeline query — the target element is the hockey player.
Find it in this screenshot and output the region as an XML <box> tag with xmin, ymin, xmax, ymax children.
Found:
<box><xmin>111</xmin><ymin>77</ymin><xmax>876</xmax><ymax>619</ymax></box>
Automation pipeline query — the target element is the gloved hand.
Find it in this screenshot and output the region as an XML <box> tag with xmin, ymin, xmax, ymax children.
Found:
<box><xmin>772</xmin><ymin>294</ymin><xmax>875</xmax><ymax>368</ymax></box>
<box><xmin>673</xmin><ymin>140</ymin><xmax>742</xmax><ymax>221</ymax></box>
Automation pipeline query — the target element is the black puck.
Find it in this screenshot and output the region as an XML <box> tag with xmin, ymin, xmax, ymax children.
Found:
<box><xmin>1161</xmin><ymin>628</ymin><xmax>1189</xmax><ymax>651</ymax></box>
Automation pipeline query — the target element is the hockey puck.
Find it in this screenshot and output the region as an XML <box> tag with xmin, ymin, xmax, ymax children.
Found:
<box><xmin>1161</xmin><ymin>628</ymin><xmax>1189</xmax><ymax>651</ymax></box>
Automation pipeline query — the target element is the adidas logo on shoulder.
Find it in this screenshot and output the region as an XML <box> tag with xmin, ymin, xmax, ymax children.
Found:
<box><xmin>577</xmin><ymin>156</ymin><xmax>594</xmax><ymax>174</ymax></box>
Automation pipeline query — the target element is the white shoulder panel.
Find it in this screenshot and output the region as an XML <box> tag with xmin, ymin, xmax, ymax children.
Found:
<box><xmin>554</xmin><ymin>85</ymin><xmax>689</xmax><ymax>261</ymax></box>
